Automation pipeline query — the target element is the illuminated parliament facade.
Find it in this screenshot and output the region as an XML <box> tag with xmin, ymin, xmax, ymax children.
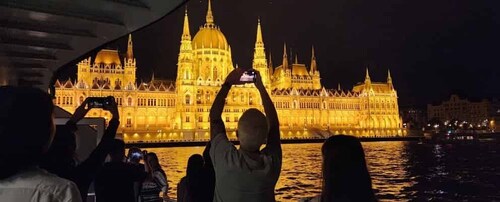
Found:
<box><xmin>55</xmin><ymin>1</ymin><xmax>404</xmax><ymax>141</ymax></box>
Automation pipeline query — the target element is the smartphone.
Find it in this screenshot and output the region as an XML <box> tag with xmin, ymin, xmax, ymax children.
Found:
<box><xmin>240</xmin><ymin>70</ymin><xmax>256</xmax><ymax>82</ymax></box>
<box><xmin>87</xmin><ymin>97</ymin><xmax>113</xmax><ymax>108</ymax></box>
<box><xmin>131</xmin><ymin>151</ymin><xmax>143</xmax><ymax>159</ymax></box>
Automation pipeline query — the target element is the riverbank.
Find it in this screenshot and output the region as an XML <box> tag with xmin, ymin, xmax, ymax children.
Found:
<box><xmin>126</xmin><ymin>136</ymin><xmax>423</xmax><ymax>148</ymax></box>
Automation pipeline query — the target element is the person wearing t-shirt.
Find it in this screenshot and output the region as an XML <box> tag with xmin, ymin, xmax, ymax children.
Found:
<box><xmin>209</xmin><ymin>68</ymin><xmax>282</xmax><ymax>202</ymax></box>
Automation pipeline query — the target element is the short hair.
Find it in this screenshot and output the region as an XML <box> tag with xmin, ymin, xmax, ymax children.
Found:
<box><xmin>237</xmin><ymin>108</ymin><xmax>269</xmax><ymax>151</ymax></box>
<box><xmin>109</xmin><ymin>139</ymin><xmax>126</xmax><ymax>158</ymax></box>
<box><xmin>0</xmin><ymin>86</ymin><xmax>54</xmax><ymax>179</ymax></box>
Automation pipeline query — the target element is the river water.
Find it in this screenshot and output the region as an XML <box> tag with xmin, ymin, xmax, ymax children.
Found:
<box><xmin>146</xmin><ymin>141</ymin><xmax>500</xmax><ymax>201</ymax></box>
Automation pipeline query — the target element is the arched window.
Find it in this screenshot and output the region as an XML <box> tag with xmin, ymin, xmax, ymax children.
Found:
<box><xmin>128</xmin><ymin>97</ymin><xmax>132</xmax><ymax>106</ymax></box>
<box><xmin>79</xmin><ymin>96</ymin><xmax>84</xmax><ymax>105</ymax></box>
<box><xmin>213</xmin><ymin>67</ymin><xmax>218</xmax><ymax>80</ymax></box>
<box><xmin>197</xmin><ymin>90</ymin><xmax>202</xmax><ymax>104</ymax></box>
<box><xmin>185</xmin><ymin>94</ymin><xmax>191</xmax><ymax>105</ymax></box>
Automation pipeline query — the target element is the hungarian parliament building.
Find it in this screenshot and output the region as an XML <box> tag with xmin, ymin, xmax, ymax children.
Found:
<box><xmin>55</xmin><ymin>1</ymin><xmax>404</xmax><ymax>141</ymax></box>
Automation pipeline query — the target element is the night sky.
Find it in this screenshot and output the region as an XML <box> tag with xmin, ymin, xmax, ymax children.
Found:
<box><xmin>63</xmin><ymin>0</ymin><xmax>500</xmax><ymax>106</ymax></box>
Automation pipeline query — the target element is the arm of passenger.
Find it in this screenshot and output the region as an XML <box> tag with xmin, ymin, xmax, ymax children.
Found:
<box><xmin>255</xmin><ymin>71</ymin><xmax>281</xmax><ymax>152</ymax></box>
<box><xmin>75</xmin><ymin>118</ymin><xmax>119</xmax><ymax>173</ymax></box>
<box><xmin>75</xmin><ymin>99</ymin><xmax>120</xmax><ymax>183</ymax></box>
<box><xmin>154</xmin><ymin>171</ymin><xmax>168</xmax><ymax>193</ymax></box>
<box><xmin>209</xmin><ymin>84</ymin><xmax>230</xmax><ymax>139</ymax></box>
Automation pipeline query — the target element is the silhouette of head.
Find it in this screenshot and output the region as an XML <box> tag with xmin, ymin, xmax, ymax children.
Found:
<box><xmin>237</xmin><ymin>108</ymin><xmax>269</xmax><ymax>151</ymax></box>
<box><xmin>145</xmin><ymin>152</ymin><xmax>162</xmax><ymax>172</ymax></box>
<box><xmin>186</xmin><ymin>154</ymin><xmax>204</xmax><ymax>177</ymax></box>
<box><xmin>321</xmin><ymin>135</ymin><xmax>376</xmax><ymax>202</ymax></box>
<box><xmin>109</xmin><ymin>139</ymin><xmax>126</xmax><ymax>162</ymax></box>
<box><xmin>127</xmin><ymin>146</ymin><xmax>142</xmax><ymax>164</ymax></box>
<box><xmin>0</xmin><ymin>86</ymin><xmax>55</xmax><ymax>179</ymax></box>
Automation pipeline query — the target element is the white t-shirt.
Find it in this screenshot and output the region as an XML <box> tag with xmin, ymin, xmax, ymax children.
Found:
<box><xmin>210</xmin><ymin>134</ymin><xmax>282</xmax><ymax>202</ymax></box>
<box><xmin>0</xmin><ymin>167</ymin><xmax>82</xmax><ymax>202</ymax></box>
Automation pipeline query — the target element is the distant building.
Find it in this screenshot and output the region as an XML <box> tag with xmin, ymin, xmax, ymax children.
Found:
<box><xmin>54</xmin><ymin>1</ymin><xmax>404</xmax><ymax>141</ymax></box>
<box><xmin>400</xmin><ymin>107</ymin><xmax>426</xmax><ymax>129</ymax></box>
<box><xmin>427</xmin><ymin>94</ymin><xmax>491</xmax><ymax>127</ymax></box>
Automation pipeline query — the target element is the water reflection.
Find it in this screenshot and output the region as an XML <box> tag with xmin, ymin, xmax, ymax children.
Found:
<box><xmin>146</xmin><ymin>141</ymin><xmax>500</xmax><ymax>201</ymax></box>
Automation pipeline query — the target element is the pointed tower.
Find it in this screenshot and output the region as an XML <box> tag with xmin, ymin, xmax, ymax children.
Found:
<box><xmin>310</xmin><ymin>46</ymin><xmax>321</xmax><ymax>89</ymax></box>
<box><xmin>124</xmin><ymin>34</ymin><xmax>136</xmax><ymax>89</ymax></box>
<box><xmin>364</xmin><ymin>68</ymin><xmax>371</xmax><ymax>85</ymax></box>
<box><xmin>310</xmin><ymin>46</ymin><xmax>317</xmax><ymax>74</ymax></box>
<box><xmin>282</xmin><ymin>43</ymin><xmax>288</xmax><ymax>70</ymax></box>
<box><xmin>126</xmin><ymin>34</ymin><xmax>134</xmax><ymax>60</ymax></box>
<box><xmin>268</xmin><ymin>52</ymin><xmax>273</xmax><ymax>77</ymax></box>
<box><xmin>294</xmin><ymin>54</ymin><xmax>298</xmax><ymax>64</ymax></box>
<box><xmin>387</xmin><ymin>69</ymin><xmax>394</xmax><ymax>89</ymax></box>
<box><xmin>176</xmin><ymin>7</ymin><xmax>194</xmax><ymax>86</ymax></box>
<box><xmin>252</xmin><ymin>18</ymin><xmax>269</xmax><ymax>87</ymax></box>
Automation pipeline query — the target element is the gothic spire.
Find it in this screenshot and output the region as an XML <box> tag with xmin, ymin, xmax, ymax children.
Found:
<box><xmin>387</xmin><ymin>69</ymin><xmax>392</xmax><ymax>83</ymax></box>
<box><xmin>310</xmin><ymin>46</ymin><xmax>317</xmax><ymax>73</ymax></box>
<box><xmin>365</xmin><ymin>67</ymin><xmax>371</xmax><ymax>84</ymax></box>
<box><xmin>256</xmin><ymin>17</ymin><xmax>263</xmax><ymax>45</ymax></box>
<box><xmin>205</xmin><ymin>0</ymin><xmax>214</xmax><ymax>26</ymax></box>
<box><xmin>126</xmin><ymin>34</ymin><xmax>133</xmax><ymax>60</ymax></box>
<box><xmin>269</xmin><ymin>52</ymin><xmax>273</xmax><ymax>75</ymax></box>
<box><xmin>294</xmin><ymin>54</ymin><xmax>298</xmax><ymax>64</ymax></box>
<box><xmin>181</xmin><ymin>7</ymin><xmax>191</xmax><ymax>41</ymax></box>
<box><xmin>282</xmin><ymin>42</ymin><xmax>288</xmax><ymax>69</ymax></box>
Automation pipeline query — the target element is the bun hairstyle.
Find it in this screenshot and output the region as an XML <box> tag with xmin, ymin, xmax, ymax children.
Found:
<box><xmin>0</xmin><ymin>86</ymin><xmax>54</xmax><ymax>179</ymax></box>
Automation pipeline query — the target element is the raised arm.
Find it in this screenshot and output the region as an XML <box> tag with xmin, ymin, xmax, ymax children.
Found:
<box><xmin>209</xmin><ymin>68</ymin><xmax>245</xmax><ymax>139</ymax></box>
<box><xmin>209</xmin><ymin>84</ymin><xmax>230</xmax><ymax>139</ymax></box>
<box><xmin>255</xmin><ymin>71</ymin><xmax>281</xmax><ymax>150</ymax></box>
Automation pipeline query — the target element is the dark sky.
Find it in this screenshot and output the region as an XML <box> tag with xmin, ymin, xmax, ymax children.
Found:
<box><xmin>66</xmin><ymin>0</ymin><xmax>500</xmax><ymax>106</ymax></box>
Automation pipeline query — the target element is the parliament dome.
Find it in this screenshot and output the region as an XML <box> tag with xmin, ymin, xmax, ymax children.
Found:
<box><xmin>192</xmin><ymin>0</ymin><xmax>229</xmax><ymax>51</ymax></box>
<box><xmin>192</xmin><ymin>26</ymin><xmax>228</xmax><ymax>50</ymax></box>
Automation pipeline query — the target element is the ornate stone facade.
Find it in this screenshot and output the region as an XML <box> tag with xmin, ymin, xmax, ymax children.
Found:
<box><xmin>55</xmin><ymin>1</ymin><xmax>404</xmax><ymax>142</ymax></box>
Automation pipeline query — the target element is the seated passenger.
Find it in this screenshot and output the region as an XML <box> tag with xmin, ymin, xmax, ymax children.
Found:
<box><xmin>209</xmin><ymin>69</ymin><xmax>282</xmax><ymax>201</ymax></box>
<box><xmin>40</xmin><ymin>96</ymin><xmax>120</xmax><ymax>201</ymax></box>
<box><xmin>301</xmin><ymin>135</ymin><xmax>377</xmax><ymax>202</ymax></box>
<box><xmin>95</xmin><ymin>139</ymin><xmax>146</xmax><ymax>202</ymax></box>
<box><xmin>0</xmin><ymin>86</ymin><xmax>81</xmax><ymax>202</ymax></box>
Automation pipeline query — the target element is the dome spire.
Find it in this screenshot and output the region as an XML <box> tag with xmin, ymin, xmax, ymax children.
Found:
<box><xmin>205</xmin><ymin>0</ymin><xmax>215</xmax><ymax>26</ymax></box>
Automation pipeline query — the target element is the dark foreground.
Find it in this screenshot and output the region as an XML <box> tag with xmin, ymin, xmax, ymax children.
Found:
<box><xmin>144</xmin><ymin>140</ymin><xmax>500</xmax><ymax>201</ymax></box>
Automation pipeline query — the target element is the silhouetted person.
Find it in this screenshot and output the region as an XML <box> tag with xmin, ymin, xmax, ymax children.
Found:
<box><xmin>40</xmin><ymin>96</ymin><xmax>120</xmax><ymax>201</ymax></box>
<box><xmin>0</xmin><ymin>86</ymin><xmax>81</xmax><ymax>202</ymax></box>
<box><xmin>177</xmin><ymin>143</ymin><xmax>215</xmax><ymax>202</ymax></box>
<box><xmin>302</xmin><ymin>135</ymin><xmax>377</xmax><ymax>202</ymax></box>
<box><xmin>140</xmin><ymin>152</ymin><xmax>168</xmax><ymax>202</ymax></box>
<box><xmin>209</xmin><ymin>69</ymin><xmax>282</xmax><ymax>201</ymax></box>
<box><xmin>203</xmin><ymin>141</ymin><xmax>216</xmax><ymax>200</ymax></box>
<box><xmin>127</xmin><ymin>146</ymin><xmax>146</xmax><ymax>200</ymax></box>
<box><xmin>95</xmin><ymin>139</ymin><xmax>145</xmax><ymax>202</ymax></box>
<box><xmin>177</xmin><ymin>154</ymin><xmax>204</xmax><ymax>202</ymax></box>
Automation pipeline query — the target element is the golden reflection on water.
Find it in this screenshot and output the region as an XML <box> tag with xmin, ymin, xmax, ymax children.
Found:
<box><xmin>145</xmin><ymin>142</ymin><xmax>412</xmax><ymax>201</ymax></box>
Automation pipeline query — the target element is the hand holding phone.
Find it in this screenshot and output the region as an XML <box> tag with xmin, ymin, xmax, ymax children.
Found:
<box><xmin>87</xmin><ymin>96</ymin><xmax>114</xmax><ymax>109</ymax></box>
<box><xmin>239</xmin><ymin>70</ymin><xmax>256</xmax><ymax>83</ymax></box>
